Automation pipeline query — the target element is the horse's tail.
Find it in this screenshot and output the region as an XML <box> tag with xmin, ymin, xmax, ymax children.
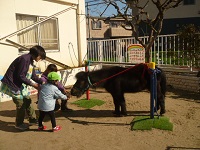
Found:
<box><xmin>159</xmin><ymin>68</ymin><xmax>167</xmax><ymax>96</ymax></box>
<box><xmin>156</xmin><ymin>67</ymin><xmax>167</xmax><ymax>115</ymax></box>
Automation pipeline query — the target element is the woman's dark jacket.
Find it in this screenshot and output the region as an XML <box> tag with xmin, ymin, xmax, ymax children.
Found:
<box><xmin>1</xmin><ymin>53</ymin><xmax>42</xmax><ymax>92</ymax></box>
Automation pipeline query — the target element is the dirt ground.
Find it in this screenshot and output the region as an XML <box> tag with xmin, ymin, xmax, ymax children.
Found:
<box><xmin>0</xmin><ymin>88</ymin><xmax>199</xmax><ymax>150</ymax></box>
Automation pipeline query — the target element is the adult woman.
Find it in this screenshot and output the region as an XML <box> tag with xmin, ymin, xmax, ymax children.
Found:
<box><xmin>0</xmin><ymin>45</ymin><xmax>46</xmax><ymax>131</ymax></box>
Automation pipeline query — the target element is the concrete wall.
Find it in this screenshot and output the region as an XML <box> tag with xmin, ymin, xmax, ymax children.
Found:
<box><xmin>166</xmin><ymin>74</ymin><xmax>200</xmax><ymax>93</ymax></box>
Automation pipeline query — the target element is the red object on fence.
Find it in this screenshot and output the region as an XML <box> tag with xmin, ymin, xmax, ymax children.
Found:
<box><xmin>85</xmin><ymin>64</ymin><xmax>90</xmax><ymax>100</ymax></box>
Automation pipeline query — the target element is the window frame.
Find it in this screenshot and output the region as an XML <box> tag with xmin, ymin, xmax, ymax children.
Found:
<box><xmin>16</xmin><ymin>14</ymin><xmax>60</xmax><ymax>53</ymax></box>
<box><xmin>91</xmin><ymin>20</ymin><xmax>102</xmax><ymax>30</ymax></box>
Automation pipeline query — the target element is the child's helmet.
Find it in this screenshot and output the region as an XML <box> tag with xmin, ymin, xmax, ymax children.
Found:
<box><xmin>47</xmin><ymin>72</ymin><xmax>61</xmax><ymax>81</ymax></box>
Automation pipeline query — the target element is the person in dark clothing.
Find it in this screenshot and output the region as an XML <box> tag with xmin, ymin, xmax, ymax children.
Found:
<box><xmin>39</xmin><ymin>64</ymin><xmax>72</xmax><ymax>111</ymax></box>
<box><xmin>0</xmin><ymin>45</ymin><xmax>46</xmax><ymax>131</ymax></box>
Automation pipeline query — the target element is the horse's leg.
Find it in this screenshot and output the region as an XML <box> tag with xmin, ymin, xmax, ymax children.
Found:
<box><xmin>159</xmin><ymin>95</ymin><xmax>165</xmax><ymax>115</ymax></box>
<box><xmin>157</xmin><ymin>82</ymin><xmax>166</xmax><ymax>115</ymax></box>
<box><xmin>107</xmin><ymin>81</ymin><xmax>127</xmax><ymax>117</ymax></box>
<box><xmin>111</xmin><ymin>92</ymin><xmax>127</xmax><ymax>116</ymax></box>
<box><xmin>120</xmin><ymin>94</ymin><xmax>127</xmax><ymax>116</ymax></box>
<box><xmin>110</xmin><ymin>94</ymin><xmax>121</xmax><ymax>116</ymax></box>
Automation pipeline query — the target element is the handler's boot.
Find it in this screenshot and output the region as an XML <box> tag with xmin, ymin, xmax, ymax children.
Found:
<box><xmin>61</xmin><ymin>100</ymin><xmax>73</xmax><ymax>111</ymax></box>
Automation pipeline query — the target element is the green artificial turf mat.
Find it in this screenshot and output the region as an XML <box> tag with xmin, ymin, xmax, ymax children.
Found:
<box><xmin>131</xmin><ymin>116</ymin><xmax>173</xmax><ymax>131</ymax></box>
<box><xmin>72</xmin><ymin>98</ymin><xmax>105</xmax><ymax>109</ymax></box>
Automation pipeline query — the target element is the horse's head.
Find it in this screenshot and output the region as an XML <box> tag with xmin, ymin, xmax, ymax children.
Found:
<box><xmin>70</xmin><ymin>71</ymin><xmax>91</xmax><ymax>98</ymax></box>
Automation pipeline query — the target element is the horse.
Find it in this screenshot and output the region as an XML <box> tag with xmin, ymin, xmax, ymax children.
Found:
<box><xmin>70</xmin><ymin>63</ymin><xmax>166</xmax><ymax>116</ymax></box>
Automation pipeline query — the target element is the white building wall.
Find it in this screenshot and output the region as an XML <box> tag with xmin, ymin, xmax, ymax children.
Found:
<box><xmin>0</xmin><ymin>0</ymin><xmax>87</xmax><ymax>74</ymax></box>
<box><xmin>0</xmin><ymin>0</ymin><xmax>19</xmax><ymax>75</ymax></box>
<box><xmin>0</xmin><ymin>0</ymin><xmax>87</xmax><ymax>102</ymax></box>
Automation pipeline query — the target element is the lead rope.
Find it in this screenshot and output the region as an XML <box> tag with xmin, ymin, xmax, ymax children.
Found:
<box><xmin>91</xmin><ymin>63</ymin><xmax>148</xmax><ymax>86</ymax></box>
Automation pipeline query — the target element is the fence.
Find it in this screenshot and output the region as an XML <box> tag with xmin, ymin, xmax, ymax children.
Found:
<box><xmin>87</xmin><ymin>34</ymin><xmax>199</xmax><ymax>69</ymax></box>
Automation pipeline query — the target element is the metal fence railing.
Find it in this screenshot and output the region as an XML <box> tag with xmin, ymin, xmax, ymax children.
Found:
<box><xmin>87</xmin><ymin>34</ymin><xmax>199</xmax><ymax>69</ymax></box>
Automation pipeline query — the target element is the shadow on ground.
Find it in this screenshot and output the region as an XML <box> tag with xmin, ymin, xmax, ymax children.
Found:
<box><xmin>0</xmin><ymin>108</ymin><xmax>151</xmax><ymax>131</ymax></box>
<box><xmin>166</xmin><ymin>146</ymin><xmax>200</xmax><ymax>150</ymax></box>
<box><xmin>167</xmin><ymin>87</ymin><xmax>200</xmax><ymax>102</ymax></box>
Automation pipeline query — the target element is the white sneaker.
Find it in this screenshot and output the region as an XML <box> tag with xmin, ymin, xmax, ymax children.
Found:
<box><xmin>15</xmin><ymin>124</ymin><xmax>29</xmax><ymax>131</ymax></box>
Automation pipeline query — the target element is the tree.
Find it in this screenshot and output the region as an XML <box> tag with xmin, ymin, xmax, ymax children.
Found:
<box><xmin>92</xmin><ymin>0</ymin><xmax>183</xmax><ymax>62</ymax></box>
<box><xmin>176</xmin><ymin>24</ymin><xmax>200</xmax><ymax>70</ymax></box>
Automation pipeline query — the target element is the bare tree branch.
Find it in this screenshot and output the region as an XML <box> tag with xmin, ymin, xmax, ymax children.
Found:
<box><xmin>91</xmin><ymin>0</ymin><xmax>183</xmax><ymax>62</ymax></box>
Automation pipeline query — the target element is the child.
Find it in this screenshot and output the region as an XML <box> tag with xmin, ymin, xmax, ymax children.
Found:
<box><xmin>39</xmin><ymin>64</ymin><xmax>72</xmax><ymax>111</ymax></box>
<box><xmin>0</xmin><ymin>45</ymin><xmax>46</xmax><ymax>131</ymax></box>
<box><xmin>37</xmin><ymin>72</ymin><xmax>69</xmax><ymax>132</ymax></box>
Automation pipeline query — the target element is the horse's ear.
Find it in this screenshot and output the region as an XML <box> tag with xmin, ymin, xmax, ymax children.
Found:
<box><xmin>75</xmin><ymin>71</ymin><xmax>87</xmax><ymax>79</ymax></box>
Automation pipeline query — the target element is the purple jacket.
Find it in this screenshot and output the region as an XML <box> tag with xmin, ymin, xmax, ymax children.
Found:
<box><xmin>40</xmin><ymin>73</ymin><xmax>65</xmax><ymax>93</ymax></box>
<box><xmin>1</xmin><ymin>53</ymin><xmax>42</xmax><ymax>92</ymax></box>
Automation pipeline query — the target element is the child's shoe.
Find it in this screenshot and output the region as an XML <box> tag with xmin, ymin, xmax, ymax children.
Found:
<box><xmin>38</xmin><ymin>126</ymin><xmax>47</xmax><ymax>131</ymax></box>
<box><xmin>52</xmin><ymin>126</ymin><xmax>61</xmax><ymax>132</ymax></box>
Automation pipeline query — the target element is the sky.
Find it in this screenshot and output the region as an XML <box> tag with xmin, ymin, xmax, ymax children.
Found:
<box><xmin>85</xmin><ymin>0</ymin><xmax>124</xmax><ymax>17</ymax></box>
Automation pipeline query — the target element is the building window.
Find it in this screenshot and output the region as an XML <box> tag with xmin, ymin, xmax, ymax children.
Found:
<box><xmin>16</xmin><ymin>14</ymin><xmax>59</xmax><ymax>51</ymax></box>
<box><xmin>110</xmin><ymin>22</ymin><xmax>119</xmax><ymax>28</ymax></box>
<box><xmin>183</xmin><ymin>0</ymin><xmax>195</xmax><ymax>5</ymax></box>
<box><xmin>91</xmin><ymin>20</ymin><xmax>102</xmax><ymax>29</ymax></box>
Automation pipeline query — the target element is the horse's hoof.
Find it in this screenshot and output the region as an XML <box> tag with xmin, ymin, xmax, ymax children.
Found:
<box><xmin>113</xmin><ymin>111</ymin><xmax>121</xmax><ymax>117</ymax></box>
<box><xmin>113</xmin><ymin>114</ymin><xmax>122</xmax><ymax>117</ymax></box>
<box><xmin>113</xmin><ymin>113</ymin><xmax>127</xmax><ymax>117</ymax></box>
<box><xmin>112</xmin><ymin>111</ymin><xmax>116</xmax><ymax>114</ymax></box>
<box><xmin>112</xmin><ymin>111</ymin><xmax>120</xmax><ymax>114</ymax></box>
<box><xmin>121</xmin><ymin>112</ymin><xmax>127</xmax><ymax>116</ymax></box>
<box><xmin>160</xmin><ymin>110</ymin><xmax>166</xmax><ymax>115</ymax></box>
